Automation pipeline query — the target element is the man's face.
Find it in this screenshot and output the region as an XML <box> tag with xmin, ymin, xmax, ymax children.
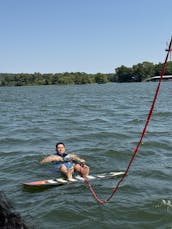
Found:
<box><xmin>56</xmin><ymin>144</ymin><xmax>65</xmax><ymax>155</ymax></box>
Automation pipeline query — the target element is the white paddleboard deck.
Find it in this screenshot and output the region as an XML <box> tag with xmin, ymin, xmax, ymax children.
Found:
<box><xmin>23</xmin><ymin>171</ymin><xmax>125</xmax><ymax>187</ymax></box>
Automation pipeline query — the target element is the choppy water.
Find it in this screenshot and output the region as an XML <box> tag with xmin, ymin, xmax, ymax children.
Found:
<box><xmin>0</xmin><ymin>82</ymin><xmax>172</xmax><ymax>229</ymax></box>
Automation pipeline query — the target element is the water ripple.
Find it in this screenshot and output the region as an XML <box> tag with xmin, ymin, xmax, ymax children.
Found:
<box><xmin>0</xmin><ymin>83</ymin><xmax>172</xmax><ymax>228</ymax></box>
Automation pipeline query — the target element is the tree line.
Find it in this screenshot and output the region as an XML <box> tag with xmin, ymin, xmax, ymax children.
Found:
<box><xmin>0</xmin><ymin>61</ymin><xmax>172</xmax><ymax>86</ymax></box>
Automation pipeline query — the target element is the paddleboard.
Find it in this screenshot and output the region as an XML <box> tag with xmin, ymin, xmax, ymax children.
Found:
<box><xmin>23</xmin><ymin>171</ymin><xmax>125</xmax><ymax>187</ymax></box>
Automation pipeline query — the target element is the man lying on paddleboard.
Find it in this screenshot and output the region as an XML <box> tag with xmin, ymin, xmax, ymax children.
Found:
<box><xmin>40</xmin><ymin>142</ymin><xmax>90</xmax><ymax>181</ymax></box>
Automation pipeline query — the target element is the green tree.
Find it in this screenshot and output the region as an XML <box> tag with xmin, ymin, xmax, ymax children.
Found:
<box><xmin>115</xmin><ymin>65</ymin><xmax>133</xmax><ymax>82</ymax></box>
<box><xmin>132</xmin><ymin>62</ymin><xmax>155</xmax><ymax>81</ymax></box>
<box><xmin>95</xmin><ymin>73</ymin><xmax>108</xmax><ymax>84</ymax></box>
<box><xmin>164</xmin><ymin>61</ymin><xmax>172</xmax><ymax>75</ymax></box>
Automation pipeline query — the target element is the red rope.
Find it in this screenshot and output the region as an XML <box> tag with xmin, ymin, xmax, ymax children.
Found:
<box><xmin>82</xmin><ymin>37</ymin><xmax>172</xmax><ymax>204</ymax></box>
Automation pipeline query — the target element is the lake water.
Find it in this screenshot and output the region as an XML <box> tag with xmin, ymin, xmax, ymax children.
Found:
<box><xmin>0</xmin><ymin>82</ymin><xmax>172</xmax><ymax>229</ymax></box>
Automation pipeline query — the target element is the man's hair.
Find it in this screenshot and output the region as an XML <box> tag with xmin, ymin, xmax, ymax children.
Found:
<box><xmin>56</xmin><ymin>142</ymin><xmax>65</xmax><ymax>148</ymax></box>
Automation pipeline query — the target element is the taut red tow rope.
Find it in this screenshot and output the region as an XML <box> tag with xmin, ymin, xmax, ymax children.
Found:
<box><xmin>82</xmin><ymin>37</ymin><xmax>172</xmax><ymax>204</ymax></box>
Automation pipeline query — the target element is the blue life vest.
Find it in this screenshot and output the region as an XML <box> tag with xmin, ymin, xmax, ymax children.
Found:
<box><xmin>54</xmin><ymin>152</ymin><xmax>73</xmax><ymax>169</ymax></box>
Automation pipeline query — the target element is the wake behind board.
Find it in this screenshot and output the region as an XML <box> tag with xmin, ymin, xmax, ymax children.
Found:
<box><xmin>23</xmin><ymin>171</ymin><xmax>125</xmax><ymax>188</ymax></box>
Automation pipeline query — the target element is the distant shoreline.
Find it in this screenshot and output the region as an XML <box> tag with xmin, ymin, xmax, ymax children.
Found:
<box><xmin>1</xmin><ymin>60</ymin><xmax>172</xmax><ymax>86</ymax></box>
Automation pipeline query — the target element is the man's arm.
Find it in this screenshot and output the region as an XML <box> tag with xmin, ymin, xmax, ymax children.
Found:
<box><xmin>69</xmin><ymin>154</ymin><xmax>85</xmax><ymax>163</ymax></box>
<box><xmin>40</xmin><ymin>155</ymin><xmax>63</xmax><ymax>164</ymax></box>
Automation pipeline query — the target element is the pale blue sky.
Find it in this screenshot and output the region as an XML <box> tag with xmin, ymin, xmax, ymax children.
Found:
<box><xmin>0</xmin><ymin>0</ymin><xmax>172</xmax><ymax>74</ymax></box>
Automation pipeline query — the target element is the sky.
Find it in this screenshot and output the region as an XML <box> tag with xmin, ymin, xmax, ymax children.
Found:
<box><xmin>0</xmin><ymin>0</ymin><xmax>172</xmax><ymax>74</ymax></box>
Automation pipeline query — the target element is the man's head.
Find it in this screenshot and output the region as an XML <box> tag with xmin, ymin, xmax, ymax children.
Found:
<box><xmin>56</xmin><ymin>142</ymin><xmax>65</xmax><ymax>155</ymax></box>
